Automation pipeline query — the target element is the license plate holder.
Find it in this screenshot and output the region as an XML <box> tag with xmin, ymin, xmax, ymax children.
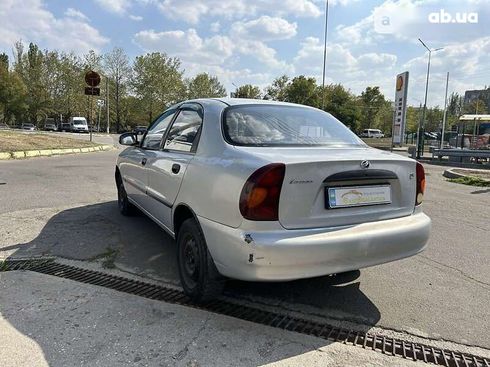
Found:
<box><xmin>326</xmin><ymin>185</ymin><xmax>391</xmax><ymax>209</ymax></box>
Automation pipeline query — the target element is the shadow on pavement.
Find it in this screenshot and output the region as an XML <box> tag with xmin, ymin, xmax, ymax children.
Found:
<box><xmin>4</xmin><ymin>200</ymin><xmax>381</xmax><ymax>364</ymax></box>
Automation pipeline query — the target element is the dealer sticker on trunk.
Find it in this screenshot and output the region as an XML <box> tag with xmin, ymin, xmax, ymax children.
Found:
<box><xmin>327</xmin><ymin>185</ymin><xmax>391</xmax><ymax>209</ymax></box>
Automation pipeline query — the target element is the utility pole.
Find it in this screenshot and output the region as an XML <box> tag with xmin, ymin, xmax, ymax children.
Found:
<box><xmin>106</xmin><ymin>77</ymin><xmax>110</xmax><ymax>134</ymax></box>
<box><xmin>321</xmin><ymin>0</ymin><xmax>329</xmax><ymax>110</ymax></box>
<box><xmin>440</xmin><ymin>72</ymin><xmax>449</xmax><ymax>149</ymax></box>
<box><xmin>417</xmin><ymin>38</ymin><xmax>443</xmax><ymax>158</ymax></box>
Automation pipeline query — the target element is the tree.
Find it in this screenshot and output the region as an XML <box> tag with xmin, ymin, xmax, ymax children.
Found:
<box><xmin>285</xmin><ymin>76</ymin><xmax>319</xmax><ymax>107</ymax></box>
<box><xmin>131</xmin><ymin>52</ymin><xmax>185</xmax><ymax>123</ymax></box>
<box><xmin>426</xmin><ymin>106</ymin><xmax>444</xmax><ymax>132</ymax></box>
<box><xmin>14</xmin><ymin>42</ymin><xmax>49</xmax><ymax>125</ymax></box>
<box><xmin>405</xmin><ymin>105</ymin><xmax>421</xmax><ymax>133</ymax></box>
<box><xmin>0</xmin><ymin>53</ymin><xmax>27</xmax><ymax>124</ymax></box>
<box><xmin>234</xmin><ymin>84</ymin><xmax>261</xmax><ymax>99</ymax></box>
<box><xmin>358</xmin><ymin>86</ymin><xmax>386</xmax><ymax>131</ymax></box>
<box><xmin>265</xmin><ymin>75</ymin><xmax>289</xmax><ymax>101</ymax></box>
<box><xmin>104</xmin><ymin>47</ymin><xmax>131</xmax><ymax>132</ymax></box>
<box><xmin>186</xmin><ymin>73</ymin><xmax>226</xmax><ymax>99</ymax></box>
<box><xmin>322</xmin><ymin>84</ymin><xmax>360</xmax><ymax>130</ymax></box>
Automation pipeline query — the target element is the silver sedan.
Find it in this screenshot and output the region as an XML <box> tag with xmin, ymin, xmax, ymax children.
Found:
<box><xmin>116</xmin><ymin>98</ymin><xmax>431</xmax><ymax>301</ymax></box>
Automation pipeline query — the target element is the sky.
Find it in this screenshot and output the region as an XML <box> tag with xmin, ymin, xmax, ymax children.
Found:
<box><xmin>1</xmin><ymin>0</ymin><xmax>489</xmax><ymax>107</ymax></box>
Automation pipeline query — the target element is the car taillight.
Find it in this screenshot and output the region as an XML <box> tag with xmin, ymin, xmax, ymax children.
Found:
<box><xmin>239</xmin><ymin>163</ymin><xmax>285</xmax><ymax>221</ymax></box>
<box><xmin>415</xmin><ymin>162</ymin><xmax>425</xmax><ymax>206</ymax></box>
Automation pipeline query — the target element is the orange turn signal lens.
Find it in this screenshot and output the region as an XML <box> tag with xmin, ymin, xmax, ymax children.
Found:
<box><xmin>247</xmin><ymin>187</ymin><xmax>268</xmax><ymax>208</ymax></box>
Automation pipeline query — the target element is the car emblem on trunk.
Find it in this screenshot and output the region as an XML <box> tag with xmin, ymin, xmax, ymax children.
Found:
<box><xmin>360</xmin><ymin>160</ymin><xmax>370</xmax><ymax>169</ymax></box>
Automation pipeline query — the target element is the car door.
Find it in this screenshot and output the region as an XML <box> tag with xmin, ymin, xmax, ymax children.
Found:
<box><xmin>121</xmin><ymin>109</ymin><xmax>177</xmax><ymax>209</ymax></box>
<box><xmin>145</xmin><ymin>103</ymin><xmax>203</xmax><ymax>230</ymax></box>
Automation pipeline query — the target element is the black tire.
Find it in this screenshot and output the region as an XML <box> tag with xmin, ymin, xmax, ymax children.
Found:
<box><xmin>117</xmin><ymin>180</ymin><xmax>136</xmax><ymax>216</ymax></box>
<box><xmin>177</xmin><ymin>218</ymin><xmax>225</xmax><ymax>302</ymax></box>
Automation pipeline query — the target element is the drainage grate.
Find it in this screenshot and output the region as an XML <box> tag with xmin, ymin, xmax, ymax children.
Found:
<box><xmin>2</xmin><ymin>258</ymin><xmax>489</xmax><ymax>367</ymax></box>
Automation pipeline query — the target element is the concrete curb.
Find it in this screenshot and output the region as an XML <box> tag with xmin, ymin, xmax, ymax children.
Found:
<box><xmin>443</xmin><ymin>169</ymin><xmax>465</xmax><ymax>179</ymax></box>
<box><xmin>0</xmin><ymin>144</ymin><xmax>113</xmax><ymax>160</ymax></box>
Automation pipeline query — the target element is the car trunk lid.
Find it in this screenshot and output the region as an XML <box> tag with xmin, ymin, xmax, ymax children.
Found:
<box><xmin>236</xmin><ymin>146</ymin><xmax>416</xmax><ymax>229</ymax></box>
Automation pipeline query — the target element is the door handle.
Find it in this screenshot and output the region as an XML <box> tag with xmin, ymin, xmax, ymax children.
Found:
<box><xmin>141</xmin><ymin>158</ymin><xmax>147</xmax><ymax>166</ymax></box>
<box><xmin>171</xmin><ymin>163</ymin><xmax>180</xmax><ymax>174</ymax></box>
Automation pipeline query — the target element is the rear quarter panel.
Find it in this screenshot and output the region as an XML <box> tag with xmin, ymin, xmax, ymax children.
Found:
<box><xmin>174</xmin><ymin>102</ymin><xmax>267</xmax><ymax>229</ymax></box>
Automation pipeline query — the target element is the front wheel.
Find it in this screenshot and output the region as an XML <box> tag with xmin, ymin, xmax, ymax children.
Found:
<box><xmin>117</xmin><ymin>181</ymin><xmax>136</xmax><ymax>216</ymax></box>
<box><xmin>177</xmin><ymin>218</ymin><xmax>225</xmax><ymax>302</ymax></box>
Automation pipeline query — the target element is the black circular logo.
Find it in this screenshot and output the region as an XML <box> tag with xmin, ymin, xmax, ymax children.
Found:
<box><xmin>360</xmin><ymin>160</ymin><xmax>370</xmax><ymax>169</ymax></box>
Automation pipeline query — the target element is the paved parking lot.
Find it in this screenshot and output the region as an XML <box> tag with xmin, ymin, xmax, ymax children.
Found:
<box><xmin>0</xmin><ymin>150</ymin><xmax>489</xmax><ymax>364</ymax></box>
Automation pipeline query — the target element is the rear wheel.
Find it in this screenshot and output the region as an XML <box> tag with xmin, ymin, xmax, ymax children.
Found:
<box><xmin>177</xmin><ymin>218</ymin><xmax>225</xmax><ymax>302</ymax></box>
<box><xmin>117</xmin><ymin>181</ymin><xmax>136</xmax><ymax>216</ymax></box>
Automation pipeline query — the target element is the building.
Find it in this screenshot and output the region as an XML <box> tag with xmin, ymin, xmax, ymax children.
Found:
<box><xmin>463</xmin><ymin>88</ymin><xmax>490</xmax><ymax>112</ymax></box>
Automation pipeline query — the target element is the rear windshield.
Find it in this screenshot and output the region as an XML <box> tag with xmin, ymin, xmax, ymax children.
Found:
<box><xmin>223</xmin><ymin>105</ymin><xmax>364</xmax><ymax>147</ymax></box>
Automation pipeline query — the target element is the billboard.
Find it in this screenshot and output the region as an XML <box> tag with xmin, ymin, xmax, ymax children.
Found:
<box><xmin>392</xmin><ymin>71</ymin><xmax>409</xmax><ymax>145</ymax></box>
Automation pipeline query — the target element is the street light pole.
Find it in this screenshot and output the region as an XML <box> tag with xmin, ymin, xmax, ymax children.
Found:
<box><xmin>417</xmin><ymin>38</ymin><xmax>443</xmax><ymax>158</ymax></box>
<box><xmin>321</xmin><ymin>0</ymin><xmax>329</xmax><ymax>110</ymax></box>
<box><xmin>441</xmin><ymin>72</ymin><xmax>449</xmax><ymax>149</ymax></box>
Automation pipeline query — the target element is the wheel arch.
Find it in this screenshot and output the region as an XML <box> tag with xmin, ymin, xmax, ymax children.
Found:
<box><xmin>173</xmin><ymin>203</ymin><xmax>200</xmax><ymax>237</ymax></box>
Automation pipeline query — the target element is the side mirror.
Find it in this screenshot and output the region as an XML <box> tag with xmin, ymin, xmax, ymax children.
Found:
<box><xmin>119</xmin><ymin>132</ymin><xmax>138</xmax><ymax>146</ymax></box>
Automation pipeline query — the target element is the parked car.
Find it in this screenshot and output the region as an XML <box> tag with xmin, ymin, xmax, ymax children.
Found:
<box><xmin>116</xmin><ymin>99</ymin><xmax>431</xmax><ymax>301</ymax></box>
<box><xmin>59</xmin><ymin>122</ymin><xmax>71</xmax><ymax>132</ymax></box>
<box><xmin>44</xmin><ymin>122</ymin><xmax>57</xmax><ymax>131</ymax></box>
<box><xmin>0</xmin><ymin>123</ymin><xmax>9</xmax><ymax>130</ymax></box>
<box><xmin>133</xmin><ymin>125</ymin><xmax>148</xmax><ymax>135</ymax></box>
<box><xmin>360</xmin><ymin>129</ymin><xmax>385</xmax><ymax>138</ymax></box>
<box><xmin>21</xmin><ymin>123</ymin><xmax>36</xmax><ymax>131</ymax></box>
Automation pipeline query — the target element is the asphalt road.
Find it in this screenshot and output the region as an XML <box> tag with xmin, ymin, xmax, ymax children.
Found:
<box><xmin>0</xmin><ymin>150</ymin><xmax>489</xmax><ymax>351</ymax></box>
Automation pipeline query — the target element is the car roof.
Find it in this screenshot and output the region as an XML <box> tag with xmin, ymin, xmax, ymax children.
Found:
<box><xmin>181</xmin><ymin>98</ymin><xmax>320</xmax><ymax>111</ymax></box>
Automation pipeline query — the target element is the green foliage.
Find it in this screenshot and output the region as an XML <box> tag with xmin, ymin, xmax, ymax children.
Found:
<box><xmin>265</xmin><ymin>75</ymin><xmax>289</xmax><ymax>101</ymax></box>
<box><xmin>405</xmin><ymin>105</ymin><xmax>421</xmax><ymax>133</ymax></box>
<box><xmin>234</xmin><ymin>84</ymin><xmax>262</xmax><ymax>99</ymax></box>
<box><xmin>448</xmin><ymin>176</ymin><xmax>490</xmax><ymax>187</ymax></box>
<box><xmin>321</xmin><ymin>84</ymin><xmax>360</xmax><ymax>131</ymax></box>
<box><xmin>285</xmin><ymin>76</ymin><xmax>319</xmax><ymax>107</ymax></box>
<box><xmin>3</xmin><ymin>42</ymin><xmax>231</xmax><ymax>130</ymax></box>
<box><xmin>0</xmin><ymin>53</ymin><xmax>27</xmax><ymax>124</ymax></box>
<box><xmin>358</xmin><ymin>86</ymin><xmax>386</xmax><ymax>131</ymax></box>
<box><xmin>104</xmin><ymin>47</ymin><xmax>131</xmax><ymax>132</ymax></box>
<box><xmin>131</xmin><ymin>52</ymin><xmax>186</xmax><ymax>123</ymax></box>
<box><xmin>186</xmin><ymin>73</ymin><xmax>227</xmax><ymax>99</ymax></box>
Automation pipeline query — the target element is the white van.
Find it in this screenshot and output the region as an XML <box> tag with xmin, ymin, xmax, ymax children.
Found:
<box><xmin>360</xmin><ymin>129</ymin><xmax>385</xmax><ymax>138</ymax></box>
<box><xmin>70</xmin><ymin>117</ymin><xmax>89</xmax><ymax>133</ymax></box>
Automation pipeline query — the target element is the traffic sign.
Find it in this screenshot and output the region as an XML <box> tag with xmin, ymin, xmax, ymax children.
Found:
<box><xmin>85</xmin><ymin>87</ymin><xmax>100</xmax><ymax>96</ymax></box>
<box><xmin>85</xmin><ymin>71</ymin><xmax>101</xmax><ymax>87</ymax></box>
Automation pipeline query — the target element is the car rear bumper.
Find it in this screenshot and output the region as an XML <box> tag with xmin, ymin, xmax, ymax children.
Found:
<box><xmin>199</xmin><ymin>212</ymin><xmax>431</xmax><ymax>281</ymax></box>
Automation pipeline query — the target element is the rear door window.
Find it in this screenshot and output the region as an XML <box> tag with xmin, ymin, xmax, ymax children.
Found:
<box><xmin>163</xmin><ymin>106</ymin><xmax>203</xmax><ymax>153</ymax></box>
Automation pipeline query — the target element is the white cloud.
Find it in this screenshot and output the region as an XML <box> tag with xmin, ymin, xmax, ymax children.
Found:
<box><xmin>0</xmin><ymin>0</ymin><xmax>108</xmax><ymax>54</ymax></box>
<box><xmin>134</xmin><ymin>26</ymin><xmax>294</xmax><ymax>77</ymax></box>
<box><xmin>133</xmin><ymin>29</ymin><xmax>234</xmax><ymax>65</ymax></box>
<box><xmin>65</xmin><ymin>8</ymin><xmax>89</xmax><ymax>21</ymax></box>
<box><xmin>231</xmin><ymin>16</ymin><xmax>297</xmax><ymax>41</ymax></box>
<box><xmin>154</xmin><ymin>0</ymin><xmax>321</xmax><ymax>24</ymax></box>
<box><xmin>402</xmin><ymin>36</ymin><xmax>490</xmax><ymax>106</ymax></box>
<box><xmin>336</xmin><ymin>0</ymin><xmax>490</xmax><ymax>46</ymax></box>
<box><xmin>129</xmin><ymin>14</ymin><xmax>143</xmax><ymax>21</ymax></box>
<box><xmin>237</xmin><ymin>41</ymin><xmax>294</xmax><ymax>73</ymax></box>
<box><xmin>94</xmin><ymin>0</ymin><xmax>130</xmax><ymax>14</ymax></box>
<box><xmin>358</xmin><ymin>53</ymin><xmax>397</xmax><ymax>68</ymax></box>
